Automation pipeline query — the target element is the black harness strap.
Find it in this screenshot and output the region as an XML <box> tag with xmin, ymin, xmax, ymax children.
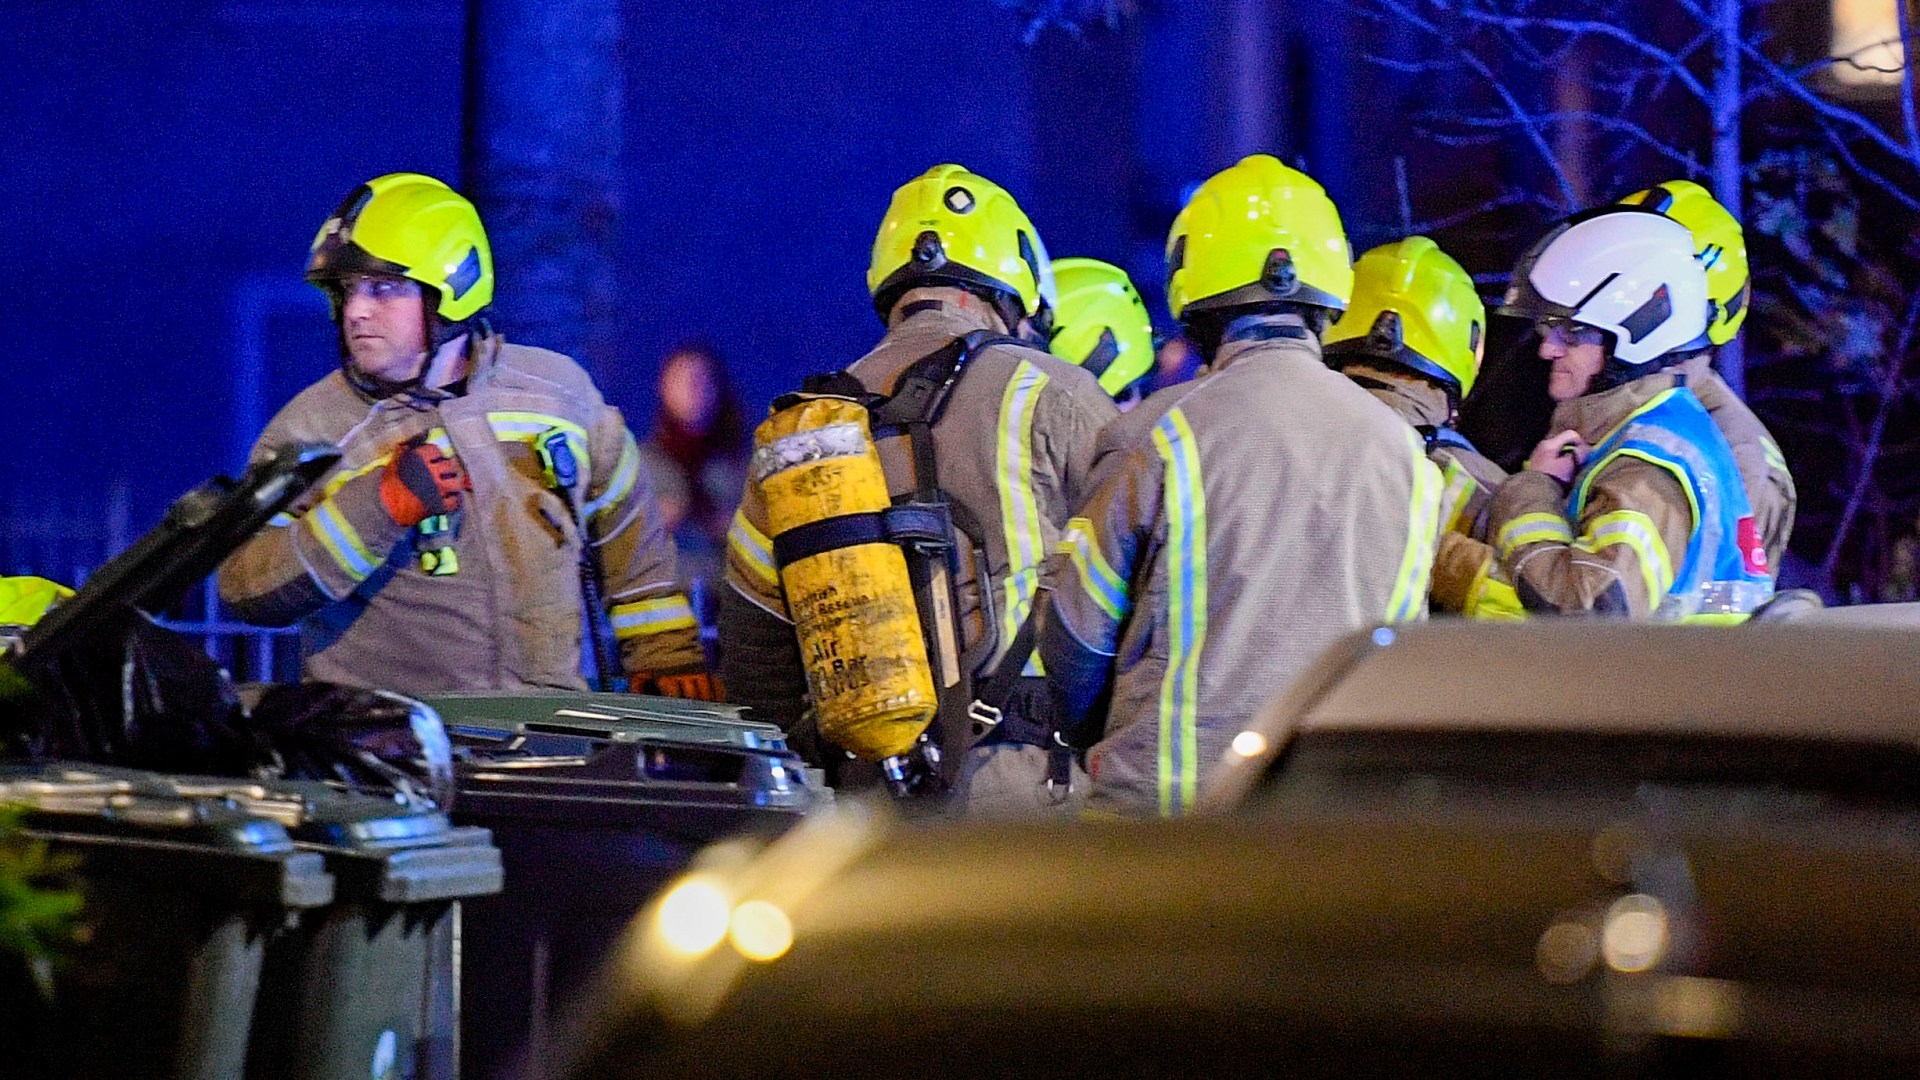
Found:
<box><xmin>772</xmin><ymin>505</ymin><xmax>952</xmax><ymax>569</ymax></box>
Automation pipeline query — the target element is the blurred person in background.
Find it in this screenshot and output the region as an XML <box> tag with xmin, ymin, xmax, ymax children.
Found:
<box><xmin>638</xmin><ymin>341</ymin><xmax>749</xmax><ymax>626</ymax></box>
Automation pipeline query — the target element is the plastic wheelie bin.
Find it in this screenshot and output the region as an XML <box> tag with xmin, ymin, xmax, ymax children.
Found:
<box><xmin>427</xmin><ymin>692</ymin><xmax>816</xmax><ymax>1080</ymax></box>
<box><xmin>0</xmin><ymin>764</ymin><xmax>335</xmax><ymax>1080</ymax></box>
<box><xmin>156</xmin><ymin>774</ymin><xmax>504</xmax><ymax>1080</ymax></box>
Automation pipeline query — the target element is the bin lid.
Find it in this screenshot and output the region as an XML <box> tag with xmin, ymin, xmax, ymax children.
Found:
<box><xmin>453</xmin><ymin>734</ymin><xmax>812</xmax><ymax>828</ymax></box>
<box><xmin>0</xmin><ymin>762</ymin><xmax>298</xmax><ymax>853</ymax></box>
<box><xmin>427</xmin><ymin>692</ymin><xmax>789</xmax><ymax>753</ymax></box>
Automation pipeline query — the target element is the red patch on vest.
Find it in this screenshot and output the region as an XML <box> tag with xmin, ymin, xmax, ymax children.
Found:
<box><xmin>1737</xmin><ymin>516</ymin><xmax>1767</xmax><ymax>573</ymax></box>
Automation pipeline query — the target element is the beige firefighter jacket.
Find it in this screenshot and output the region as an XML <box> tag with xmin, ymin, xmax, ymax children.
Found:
<box><xmin>1343</xmin><ymin>361</ymin><xmax>1510</xmax><ymax>615</ymax></box>
<box><xmin>1484</xmin><ymin>369</ymin><xmax>1704</xmax><ymax>619</ymax></box>
<box><xmin>219</xmin><ymin>331</ymin><xmax>701</xmax><ymax>695</ymax></box>
<box><xmin>722</xmin><ymin>295</ymin><xmax>1116</xmax><ymax>809</ymax></box>
<box><xmin>1682</xmin><ymin>355</ymin><xmax>1796</xmax><ymax>577</ymax></box>
<box><xmin>1038</xmin><ymin>317</ymin><xmax>1441</xmax><ymax>818</ymax></box>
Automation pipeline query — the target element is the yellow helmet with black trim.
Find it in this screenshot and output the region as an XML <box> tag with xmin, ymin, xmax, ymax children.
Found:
<box><xmin>1325</xmin><ymin>236</ymin><xmax>1486</xmax><ymax>400</ymax></box>
<box><xmin>1049</xmin><ymin>257</ymin><xmax>1155</xmax><ymax>397</ymax></box>
<box><xmin>1620</xmin><ymin>179</ymin><xmax>1749</xmax><ymax>346</ymax></box>
<box><xmin>868</xmin><ymin>164</ymin><xmax>1050</xmax><ymax>325</ymax></box>
<box><xmin>306</xmin><ymin>172</ymin><xmax>494</xmax><ymax>323</ymax></box>
<box><xmin>1165</xmin><ymin>155</ymin><xmax>1352</xmax><ymax>322</ymax></box>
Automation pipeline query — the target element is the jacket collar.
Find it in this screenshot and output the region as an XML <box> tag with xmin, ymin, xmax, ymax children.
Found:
<box><xmin>1551</xmin><ymin>364</ymin><xmax>1684</xmax><ymax>444</ymax></box>
<box><xmin>1211</xmin><ymin>312</ymin><xmax>1320</xmax><ymax>374</ymax></box>
<box><xmin>1342</xmin><ymin>360</ymin><xmax>1453</xmax><ymax>428</ymax></box>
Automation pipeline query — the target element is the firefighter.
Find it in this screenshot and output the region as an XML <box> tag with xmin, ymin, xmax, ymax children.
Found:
<box><xmin>1621</xmin><ymin>179</ymin><xmax>1796</xmax><ymax>577</ymax></box>
<box><xmin>1486</xmin><ymin>205</ymin><xmax>1772</xmax><ymax>619</ymax></box>
<box><xmin>1322</xmin><ymin>237</ymin><xmax>1516</xmax><ymax>615</ymax></box>
<box><xmin>219</xmin><ymin>173</ymin><xmax>716</xmax><ymax>698</ymax></box>
<box><xmin>0</xmin><ymin>576</ymin><xmax>73</xmax><ymax>647</ymax></box>
<box><xmin>1034</xmin><ymin>155</ymin><xmax>1442</xmax><ymax>817</ymax></box>
<box><xmin>719</xmin><ymin>164</ymin><xmax>1117</xmax><ymax>816</ymax></box>
<box><xmin>1049</xmin><ymin>257</ymin><xmax>1156</xmax><ymax>408</ymax></box>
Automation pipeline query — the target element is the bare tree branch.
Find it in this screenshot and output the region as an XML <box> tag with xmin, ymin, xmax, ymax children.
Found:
<box><xmin>1822</xmin><ymin>284</ymin><xmax>1920</xmax><ymax>584</ymax></box>
<box><xmin>1367</xmin><ymin>0</ymin><xmax>1580</xmax><ymax>208</ymax></box>
<box><xmin>1449</xmin><ymin>9</ymin><xmax>1712</xmax><ymax>102</ymax></box>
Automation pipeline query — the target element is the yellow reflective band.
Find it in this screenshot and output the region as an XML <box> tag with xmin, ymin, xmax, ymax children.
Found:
<box><xmin>305</xmin><ymin>495</ymin><xmax>377</xmax><ymax>581</ymax></box>
<box><xmin>1151</xmin><ymin>408</ymin><xmax>1206</xmax><ymax>818</ymax></box>
<box><xmin>584</xmin><ymin>431</ymin><xmax>641</xmax><ymax>522</ymax></box>
<box><xmin>487</xmin><ymin>412</ymin><xmax>592</xmax><ymax>476</ymax></box>
<box><xmin>314</xmin><ymin>427</ymin><xmax>451</xmax><ymax>501</ymax></box>
<box><xmin>1497</xmin><ymin>512</ymin><xmax>1574</xmax><ymax>561</ymax></box>
<box><xmin>995</xmin><ymin>361</ymin><xmax>1051</xmax><ymax>675</ymax></box>
<box><xmin>1761</xmin><ymin>436</ymin><xmax>1789</xmax><ymax>476</ymax></box>
<box><xmin>1386</xmin><ymin>433</ymin><xmax>1441</xmax><ymax>622</ymax></box>
<box><xmin>1576</xmin><ymin>509</ymin><xmax>1674</xmax><ymax>610</ymax></box>
<box><xmin>1061</xmin><ymin>516</ymin><xmax>1127</xmax><ymax>622</ymax></box>
<box><xmin>727</xmin><ymin>508</ymin><xmax>778</xmax><ymax>586</ymax></box>
<box><xmin>611</xmin><ymin>595</ymin><xmax>698</xmax><ymax>638</ymax></box>
<box><xmin>1435</xmin><ymin>457</ymin><xmax>1483</xmax><ymax>537</ymax></box>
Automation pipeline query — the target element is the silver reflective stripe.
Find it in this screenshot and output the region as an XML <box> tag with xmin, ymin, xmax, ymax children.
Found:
<box><xmin>1698</xmin><ymin>579</ymin><xmax>1773</xmax><ymax>615</ymax></box>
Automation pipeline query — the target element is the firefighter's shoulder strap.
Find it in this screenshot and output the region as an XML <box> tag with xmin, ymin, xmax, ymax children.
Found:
<box><xmin>772</xmin><ymin>330</ymin><xmax>1025</xmax><ymax>567</ymax></box>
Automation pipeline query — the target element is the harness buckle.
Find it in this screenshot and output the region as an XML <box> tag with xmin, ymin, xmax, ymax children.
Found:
<box><xmin>967</xmin><ymin>699</ymin><xmax>1003</xmax><ymax>739</ymax></box>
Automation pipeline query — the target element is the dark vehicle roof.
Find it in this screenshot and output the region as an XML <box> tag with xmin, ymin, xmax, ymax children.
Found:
<box><xmin>1201</xmin><ymin>621</ymin><xmax>1920</xmax><ymax>809</ymax></box>
<box><xmin>553</xmin><ymin>802</ymin><xmax>1920</xmax><ymax>1080</ymax></box>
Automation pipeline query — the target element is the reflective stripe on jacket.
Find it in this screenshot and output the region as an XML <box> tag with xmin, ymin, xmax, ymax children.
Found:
<box><xmin>1039</xmin><ymin>317</ymin><xmax>1440</xmax><ymax>818</ymax></box>
<box><xmin>1486</xmin><ymin>374</ymin><xmax>1770</xmax><ymax>621</ymax></box>
<box><xmin>719</xmin><ymin>296</ymin><xmax>1117</xmax><ymax>809</ymax></box>
<box><xmin>218</xmin><ymin>332</ymin><xmax>699</xmax><ymax>694</ymax></box>
<box><xmin>1569</xmin><ymin>386</ymin><xmax>1772</xmax><ymax>619</ymax></box>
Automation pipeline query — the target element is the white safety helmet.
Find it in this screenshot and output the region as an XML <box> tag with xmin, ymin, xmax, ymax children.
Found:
<box><xmin>1498</xmin><ymin>206</ymin><xmax>1710</xmax><ymax>367</ymax></box>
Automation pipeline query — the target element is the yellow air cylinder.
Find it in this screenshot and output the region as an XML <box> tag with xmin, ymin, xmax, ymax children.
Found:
<box><xmin>753</xmin><ymin>398</ymin><xmax>937</xmax><ymax>760</ymax></box>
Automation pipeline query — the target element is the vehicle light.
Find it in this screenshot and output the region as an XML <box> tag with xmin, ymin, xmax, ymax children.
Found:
<box><xmin>729</xmin><ymin>900</ymin><xmax>795</xmax><ymax>962</ymax></box>
<box><xmin>656</xmin><ymin>876</ymin><xmax>731</xmax><ymax>957</ymax></box>
<box><xmin>1535</xmin><ymin>920</ymin><xmax>1599</xmax><ymax>984</ymax></box>
<box><xmin>1602</xmin><ymin>894</ymin><xmax>1668</xmax><ymax>973</ymax></box>
<box><xmin>1230</xmin><ymin>730</ymin><xmax>1269</xmax><ymax>758</ymax></box>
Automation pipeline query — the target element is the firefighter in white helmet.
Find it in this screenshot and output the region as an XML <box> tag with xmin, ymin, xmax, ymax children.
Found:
<box><xmin>1486</xmin><ymin>206</ymin><xmax>1772</xmax><ymax>620</ymax></box>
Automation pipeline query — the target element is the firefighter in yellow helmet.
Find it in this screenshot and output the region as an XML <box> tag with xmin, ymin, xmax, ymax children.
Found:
<box><xmin>0</xmin><ymin>577</ymin><xmax>73</xmax><ymax>648</ymax></box>
<box><xmin>1049</xmin><ymin>257</ymin><xmax>1156</xmax><ymax>407</ymax></box>
<box><xmin>1324</xmin><ymin>237</ymin><xmax>1520</xmax><ymax>618</ymax></box>
<box><xmin>219</xmin><ymin>173</ymin><xmax>715</xmax><ymax>699</ymax></box>
<box><xmin>1033</xmin><ymin>155</ymin><xmax>1442</xmax><ymax>816</ymax></box>
<box><xmin>720</xmin><ymin>163</ymin><xmax>1117</xmax><ymax>816</ymax></box>
<box><xmin>1620</xmin><ymin>179</ymin><xmax>1795</xmax><ymax>578</ymax></box>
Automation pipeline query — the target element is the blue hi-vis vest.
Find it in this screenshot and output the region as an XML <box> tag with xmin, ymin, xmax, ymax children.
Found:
<box><xmin>1570</xmin><ymin>385</ymin><xmax>1774</xmax><ymax>620</ymax></box>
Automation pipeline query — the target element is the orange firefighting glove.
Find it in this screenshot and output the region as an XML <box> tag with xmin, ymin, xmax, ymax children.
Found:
<box><xmin>379</xmin><ymin>435</ymin><xmax>472</xmax><ymax>528</ymax></box>
<box><xmin>641</xmin><ymin>669</ymin><xmax>725</xmax><ymax>701</ymax></box>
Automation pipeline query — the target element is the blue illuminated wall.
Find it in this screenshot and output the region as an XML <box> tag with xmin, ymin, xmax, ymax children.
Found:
<box><xmin>0</xmin><ymin>0</ymin><xmax>1376</xmax><ymax>577</ymax></box>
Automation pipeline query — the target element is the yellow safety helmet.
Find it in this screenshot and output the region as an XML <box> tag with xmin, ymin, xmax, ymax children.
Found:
<box><xmin>0</xmin><ymin>576</ymin><xmax>73</xmax><ymax>632</ymax></box>
<box><xmin>1325</xmin><ymin>236</ymin><xmax>1486</xmax><ymax>400</ymax></box>
<box><xmin>1049</xmin><ymin>257</ymin><xmax>1155</xmax><ymax>397</ymax></box>
<box><xmin>1165</xmin><ymin>154</ymin><xmax>1352</xmax><ymax>322</ymax></box>
<box><xmin>1620</xmin><ymin>179</ymin><xmax>1749</xmax><ymax>346</ymax></box>
<box><xmin>868</xmin><ymin>164</ymin><xmax>1051</xmax><ymax>325</ymax></box>
<box><xmin>306</xmin><ymin>172</ymin><xmax>495</xmax><ymax>323</ymax></box>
